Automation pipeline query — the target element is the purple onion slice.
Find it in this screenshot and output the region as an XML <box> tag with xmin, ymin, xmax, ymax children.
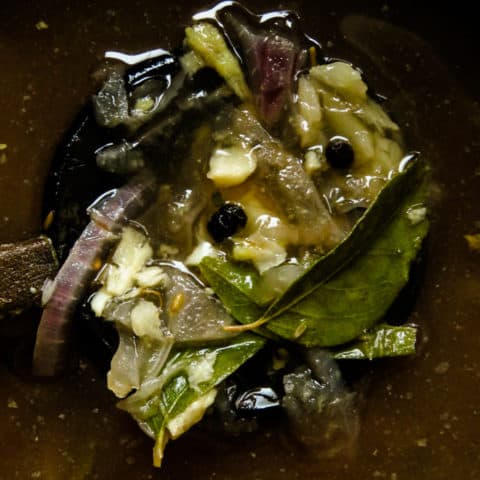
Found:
<box><xmin>33</xmin><ymin>170</ymin><xmax>157</xmax><ymax>376</ymax></box>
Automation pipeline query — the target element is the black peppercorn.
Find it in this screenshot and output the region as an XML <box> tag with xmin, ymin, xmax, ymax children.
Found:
<box><xmin>207</xmin><ymin>203</ymin><xmax>248</xmax><ymax>243</ymax></box>
<box><xmin>325</xmin><ymin>136</ymin><xmax>354</xmax><ymax>169</ymax></box>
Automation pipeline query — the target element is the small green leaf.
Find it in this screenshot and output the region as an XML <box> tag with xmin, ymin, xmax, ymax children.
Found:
<box><xmin>332</xmin><ymin>323</ymin><xmax>418</xmax><ymax>360</ymax></box>
<box><xmin>119</xmin><ymin>333</ymin><xmax>265</xmax><ymax>466</ymax></box>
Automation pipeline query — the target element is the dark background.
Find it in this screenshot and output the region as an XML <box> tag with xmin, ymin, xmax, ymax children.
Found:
<box><xmin>0</xmin><ymin>1</ymin><xmax>479</xmax><ymax>479</ymax></box>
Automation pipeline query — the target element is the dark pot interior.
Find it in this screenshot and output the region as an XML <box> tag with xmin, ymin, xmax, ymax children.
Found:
<box><xmin>0</xmin><ymin>1</ymin><xmax>479</xmax><ymax>478</ymax></box>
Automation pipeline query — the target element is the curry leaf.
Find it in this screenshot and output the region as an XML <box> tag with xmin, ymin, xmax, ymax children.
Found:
<box><xmin>118</xmin><ymin>333</ymin><xmax>265</xmax><ymax>466</ymax></box>
<box><xmin>200</xmin><ymin>255</ymin><xmax>274</xmax><ymax>306</ymax></box>
<box><xmin>199</xmin><ymin>256</ymin><xmax>268</xmax><ymax>325</ymax></box>
<box><xmin>263</xmin><ymin>154</ymin><xmax>428</xmax><ymax>322</ymax></box>
<box><xmin>199</xmin><ymin>155</ymin><xmax>428</xmax><ymax>347</ymax></box>
<box><xmin>265</xmin><ymin>156</ymin><xmax>429</xmax><ymax>346</ymax></box>
<box><xmin>332</xmin><ymin>323</ymin><xmax>418</xmax><ymax>360</ymax></box>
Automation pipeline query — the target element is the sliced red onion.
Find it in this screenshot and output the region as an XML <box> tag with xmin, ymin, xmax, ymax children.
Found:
<box><xmin>222</xmin><ymin>12</ymin><xmax>304</xmax><ymax>126</ymax></box>
<box><xmin>33</xmin><ymin>171</ymin><xmax>158</xmax><ymax>376</ymax></box>
<box><xmin>252</xmin><ymin>35</ymin><xmax>298</xmax><ymax>126</ymax></box>
<box><xmin>87</xmin><ymin>169</ymin><xmax>157</xmax><ymax>232</ymax></box>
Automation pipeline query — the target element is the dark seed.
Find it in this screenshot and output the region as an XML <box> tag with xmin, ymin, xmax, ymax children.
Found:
<box><xmin>325</xmin><ymin>136</ymin><xmax>354</xmax><ymax>169</ymax></box>
<box><xmin>207</xmin><ymin>203</ymin><xmax>248</xmax><ymax>243</ymax></box>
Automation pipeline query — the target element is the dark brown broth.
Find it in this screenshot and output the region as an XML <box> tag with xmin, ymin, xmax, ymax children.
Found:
<box><xmin>1</xmin><ymin>1</ymin><xmax>480</xmax><ymax>479</ymax></box>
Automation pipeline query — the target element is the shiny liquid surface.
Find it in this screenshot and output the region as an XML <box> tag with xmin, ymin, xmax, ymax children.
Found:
<box><xmin>1</xmin><ymin>1</ymin><xmax>479</xmax><ymax>478</ymax></box>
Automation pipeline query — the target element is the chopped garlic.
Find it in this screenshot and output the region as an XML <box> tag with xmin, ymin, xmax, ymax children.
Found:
<box><xmin>91</xmin><ymin>290</ymin><xmax>112</xmax><ymax>317</ymax></box>
<box><xmin>167</xmin><ymin>389</ymin><xmax>217</xmax><ymax>439</ymax></box>
<box><xmin>310</xmin><ymin>62</ymin><xmax>367</xmax><ymax>104</ymax></box>
<box><xmin>185</xmin><ymin>241</ymin><xmax>216</xmax><ymax>266</ymax></box>
<box><xmin>296</xmin><ymin>75</ymin><xmax>323</xmax><ymax>147</ymax></box>
<box><xmin>186</xmin><ymin>351</ymin><xmax>217</xmax><ymax>389</ymax></box>
<box><xmin>105</xmin><ymin>265</ymin><xmax>132</xmax><ymax>296</ymax></box>
<box><xmin>158</xmin><ymin>243</ymin><xmax>179</xmax><ymax>258</ymax></box>
<box><xmin>135</xmin><ymin>266</ymin><xmax>169</xmax><ymax>288</ymax></box>
<box><xmin>207</xmin><ymin>146</ymin><xmax>257</xmax><ymax>188</ymax></box>
<box><xmin>304</xmin><ymin>149</ymin><xmax>328</xmax><ymax>175</ymax></box>
<box><xmin>226</xmin><ymin>190</ymin><xmax>294</xmax><ymax>273</ymax></box>
<box><xmin>322</xmin><ymin>96</ymin><xmax>375</xmax><ymax>166</ymax></box>
<box><xmin>406</xmin><ymin>205</ymin><xmax>427</xmax><ymax>225</ymax></box>
<box><xmin>130</xmin><ymin>299</ymin><xmax>164</xmax><ymax>340</ymax></box>
<box><xmin>105</xmin><ymin>227</ymin><xmax>153</xmax><ymax>296</ymax></box>
<box><xmin>355</xmin><ymin>98</ymin><xmax>399</xmax><ymax>133</ymax></box>
<box><xmin>233</xmin><ymin>234</ymin><xmax>287</xmax><ymax>274</ymax></box>
<box><xmin>374</xmin><ymin>133</ymin><xmax>404</xmax><ymax>173</ymax></box>
<box><xmin>297</xmin><ymin>76</ymin><xmax>322</xmax><ymax>126</ymax></box>
<box><xmin>112</xmin><ymin>227</ymin><xmax>152</xmax><ymax>268</ymax></box>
